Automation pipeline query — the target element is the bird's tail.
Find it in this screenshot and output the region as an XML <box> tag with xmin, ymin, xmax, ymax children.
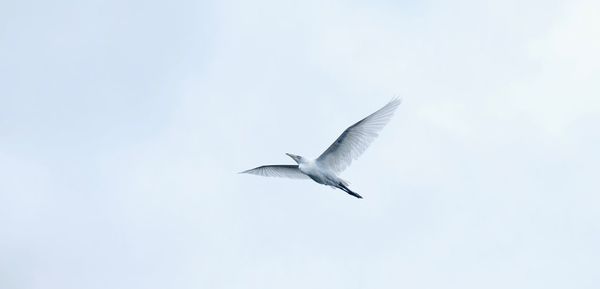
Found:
<box><xmin>338</xmin><ymin>183</ymin><xmax>362</xmax><ymax>199</ymax></box>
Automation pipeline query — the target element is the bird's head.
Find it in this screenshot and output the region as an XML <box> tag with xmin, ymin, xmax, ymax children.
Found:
<box><xmin>286</xmin><ymin>153</ymin><xmax>304</xmax><ymax>164</ymax></box>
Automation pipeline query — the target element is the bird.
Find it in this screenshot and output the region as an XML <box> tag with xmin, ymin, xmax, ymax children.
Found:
<box><xmin>240</xmin><ymin>98</ymin><xmax>401</xmax><ymax>199</ymax></box>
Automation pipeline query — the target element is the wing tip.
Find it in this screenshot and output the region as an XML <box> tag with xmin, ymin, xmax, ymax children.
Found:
<box><xmin>389</xmin><ymin>96</ymin><xmax>403</xmax><ymax>106</ymax></box>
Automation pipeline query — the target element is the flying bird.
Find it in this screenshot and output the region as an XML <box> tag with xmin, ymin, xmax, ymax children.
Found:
<box><xmin>240</xmin><ymin>98</ymin><xmax>401</xmax><ymax>199</ymax></box>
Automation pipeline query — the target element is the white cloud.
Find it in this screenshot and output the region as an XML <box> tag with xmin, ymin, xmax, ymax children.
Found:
<box><xmin>510</xmin><ymin>0</ymin><xmax>600</xmax><ymax>136</ymax></box>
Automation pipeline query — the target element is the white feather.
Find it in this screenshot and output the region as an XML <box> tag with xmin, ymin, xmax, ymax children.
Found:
<box><xmin>240</xmin><ymin>165</ymin><xmax>309</xmax><ymax>179</ymax></box>
<box><xmin>316</xmin><ymin>98</ymin><xmax>401</xmax><ymax>173</ymax></box>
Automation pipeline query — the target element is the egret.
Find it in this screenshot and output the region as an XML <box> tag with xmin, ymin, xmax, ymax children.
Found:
<box><xmin>241</xmin><ymin>98</ymin><xmax>401</xmax><ymax>199</ymax></box>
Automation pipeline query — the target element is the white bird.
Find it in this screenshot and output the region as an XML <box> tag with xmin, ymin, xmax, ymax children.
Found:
<box><xmin>241</xmin><ymin>98</ymin><xmax>401</xmax><ymax>199</ymax></box>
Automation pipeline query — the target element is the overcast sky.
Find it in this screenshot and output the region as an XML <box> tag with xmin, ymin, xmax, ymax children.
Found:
<box><xmin>1</xmin><ymin>0</ymin><xmax>599</xmax><ymax>288</ymax></box>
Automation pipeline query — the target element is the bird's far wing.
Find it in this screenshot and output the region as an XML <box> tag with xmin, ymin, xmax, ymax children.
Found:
<box><xmin>316</xmin><ymin>98</ymin><xmax>401</xmax><ymax>173</ymax></box>
<box><xmin>240</xmin><ymin>165</ymin><xmax>310</xmax><ymax>179</ymax></box>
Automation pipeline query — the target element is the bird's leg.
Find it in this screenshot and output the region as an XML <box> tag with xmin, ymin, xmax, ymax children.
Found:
<box><xmin>338</xmin><ymin>183</ymin><xmax>363</xmax><ymax>199</ymax></box>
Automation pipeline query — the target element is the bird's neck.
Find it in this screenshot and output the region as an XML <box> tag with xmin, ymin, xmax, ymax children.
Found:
<box><xmin>298</xmin><ymin>158</ymin><xmax>315</xmax><ymax>169</ymax></box>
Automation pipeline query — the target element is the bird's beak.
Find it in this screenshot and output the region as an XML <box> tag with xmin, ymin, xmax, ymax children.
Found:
<box><xmin>285</xmin><ymin>153</ymin><xmax>297</xmax><ymax>162</ymax></box>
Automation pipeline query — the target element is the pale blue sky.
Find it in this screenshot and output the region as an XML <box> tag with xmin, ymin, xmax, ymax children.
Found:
<box><xmin>1</xmin><ymin>0</ymin><xmax>599</xmax><ymax>288</ymax></box>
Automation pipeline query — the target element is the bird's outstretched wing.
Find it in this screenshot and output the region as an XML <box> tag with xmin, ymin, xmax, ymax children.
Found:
<box><xmin>317</xmin><ymin>98</ymin><xmax>401</xmax><ymax>173</ymax></box>
<box><xmin>240</xmin><ymin>165</ymin><xmax>309</xmax><ymax>179</ymax></box>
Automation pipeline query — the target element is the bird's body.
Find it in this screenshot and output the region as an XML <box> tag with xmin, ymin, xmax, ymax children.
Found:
<box><xmin>298</xmin><ymin>159</ymin><xmax>344</xmax><ymax>187</ymax></box>
<box><xmin>241</xmin><ymin>98</ymin><xmax>401</xmax><ymax>199</ymax></box>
